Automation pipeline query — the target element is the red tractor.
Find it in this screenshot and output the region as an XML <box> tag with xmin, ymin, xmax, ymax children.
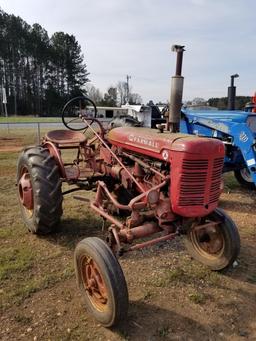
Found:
<box><xmin>17</xmin><ymin>46</ymin><xmax>240</xmax><ymax>327</ymax></box>
<box><xmin>17</xmin><ymin>96</ymin><xmax>240</xmax><ymax>326</ymax></box>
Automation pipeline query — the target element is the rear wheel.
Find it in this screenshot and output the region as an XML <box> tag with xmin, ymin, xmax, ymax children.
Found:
<box><xmin>17</xmin><ymin>146</ymin><xmax>63</xmax><ymax>234</ymax></box>
<box><xmin>234</xmin><ymin>168</ymin><xmax>255</xmax><ymax>189</ymax></box>
<box><xmin>184</xmin><ymin>208</ymin><xmax>240</xmax><ymax>270</ymax></box>
<box><xmin>74</xmin><ymin>237</ymin><xmax>128</xmax><ymax>327</ymax></box>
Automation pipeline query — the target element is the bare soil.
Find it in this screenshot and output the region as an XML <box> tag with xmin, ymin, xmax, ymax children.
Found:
<box><xmin>0</xmin><ymin>146</ymin><xmax>256</xmax><ymax>341</ymax></box>
<box><xmin>0</xmin><ymin>137</ymin><xmax>24</xmax><ymax>152</ymax></box>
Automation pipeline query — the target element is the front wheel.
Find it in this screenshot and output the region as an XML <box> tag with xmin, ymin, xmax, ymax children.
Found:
<box><xmin>74</xmin><ymin>237</ymin><xmax>128</xmax><ymax>327</ymax></box>
<box><xmin>234</xmin><ymin>168</ymin><xmax>255</xmax><ymax>189</ymax></box>
<box><xmin>184</xmin><ymin>208</ymin><xmax>240</xmax><ymax>271</ymax></box>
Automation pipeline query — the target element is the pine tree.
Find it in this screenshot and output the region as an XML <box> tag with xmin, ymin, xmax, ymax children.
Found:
<box><xmin>0</xmin><ymin>9</ymin><xmax>89</xmax><ymax>116</ymax></box>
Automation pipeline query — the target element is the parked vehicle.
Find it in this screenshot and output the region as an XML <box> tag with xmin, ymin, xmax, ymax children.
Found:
<box><xmin>180</xmin><ymin>107</ymin><xmax>256</xmax><ymax>189</ymax></box>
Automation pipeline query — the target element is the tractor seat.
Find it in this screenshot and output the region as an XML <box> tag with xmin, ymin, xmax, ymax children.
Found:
<box><xmin>45</xmin><ymin>130</ymin><xmax>86</xmax><ymax>145</ymax></box>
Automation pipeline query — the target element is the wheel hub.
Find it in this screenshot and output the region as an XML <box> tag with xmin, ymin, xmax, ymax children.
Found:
<box><xmin>240</xmin><ymin>168</ymin><xmax>253</xmax><ymax>183</ymax></box>
<box><xmin>18</xmin><ymin>171</ymin><xmax>33</xmax><ymax>210</ymax></box>
<box><xmin>82</xmin><ymin>257</ymin><xmax>108</xmax><ymax>309</ymax></box>
<box><xmin>196</xmin><ymin>224</ymin><xmax>224</xmax><ymax>255</ymax></box>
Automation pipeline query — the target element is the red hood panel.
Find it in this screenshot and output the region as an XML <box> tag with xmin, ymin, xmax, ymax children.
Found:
<box><xmin>107</xmin><ymin>127</ymin><xmax>224</xmax><ymax>158</ymax></box>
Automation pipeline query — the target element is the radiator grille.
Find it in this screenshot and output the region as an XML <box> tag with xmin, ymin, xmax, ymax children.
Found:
<box><xmin>209</xmin><ymin>157</ymin><xmax>223</xmax><ymax>204</ymax></box>
<box><xmin>178</xmin><ymin>158</ymin><xmax>223</xmax><ymax>207</ymax></box>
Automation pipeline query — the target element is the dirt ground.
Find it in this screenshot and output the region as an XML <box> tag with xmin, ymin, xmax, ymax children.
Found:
<box><xmin>0</xmin><ymin>139</ymin><xmax>256</xmax><ymax>341</ymax></box>
<box><xmin>0</xmin><ymin>137</ymin><xmax>24</xmax><ymax>152</ymax></box>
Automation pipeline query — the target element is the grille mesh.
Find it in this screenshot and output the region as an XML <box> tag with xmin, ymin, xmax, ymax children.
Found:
<box><xmin>178</xmin><ymin>158</ymin><xmax>223</xmax><ymax>207</ymax></box>
<box><xmin>209</xmin><ymin>157</ymin><xmax>223</xmax><ymax>204</ymax></box>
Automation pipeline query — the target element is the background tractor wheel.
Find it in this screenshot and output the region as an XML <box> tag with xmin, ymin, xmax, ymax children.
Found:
<box><xmin>184</xmin><ymin>208</ymin><xmax>240</xmax><ymax>271</ymax></box>
<box><xmin>17</xmin><ymin>146</ymin><xmax>63</xmax><ymax>234</ymax></box>
<box><xmin>74</xmin><ymin>237</ymin><xmax>128</xmax><ymax>327</ymax></box>
<box><xmin>234</xmin><ymin>168</ymin><xmax>255</xmax><ymax>189</ymax></box>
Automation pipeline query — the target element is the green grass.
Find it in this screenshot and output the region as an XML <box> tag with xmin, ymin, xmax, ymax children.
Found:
<box><xmin>0</xmin><ymin>246</ymin><xmax>35</xmax><ymax>280</ymax></box>
<box><xmin>0</xmin><ymin>128</ymin><xmax>57</xmax><ymax>148</ymax></box>
<box><xmin>151</xmin><ymin>261</ymin><xmax>221</xmax><ymax>289</ymax></box>
<box><xmin>188</xmin><ymin>291</ymin><xmax>206</xmax><ymax>304</ymax></box>
<box><xmin>0</xmin><ymin>116</ymin><xmax>62</xmax><ymax>123</ymax></box>
<box><xmin>157</xmin><ymin>326</ymin><xmax>170</xmax><ymax>338</ymax></box>
<box><xmin>0</xmin><ymin>144</ymin><xmax>100</xmax><ymax>311</ymax></box>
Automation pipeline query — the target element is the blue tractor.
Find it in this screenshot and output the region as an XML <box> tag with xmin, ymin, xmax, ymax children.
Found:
<box><xmin>180</xmin><ymin>107</ymin><xmax>256</xmax><ymax>189</ymax></box>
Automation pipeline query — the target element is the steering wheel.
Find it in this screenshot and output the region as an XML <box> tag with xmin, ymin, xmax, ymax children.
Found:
<box><xmin>62</xmin><ymin>96</ymin><xmax>100</xmax><ymax>131</ymax></box>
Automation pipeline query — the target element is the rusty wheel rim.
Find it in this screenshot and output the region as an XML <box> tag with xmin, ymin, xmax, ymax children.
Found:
<box><xmin>190</xmin><ymin>223</ymin><xmax>225</xmax><ymax>259</ymax></box>
<box><xmin>81</xmin><ymin>256</ymin><xmax>108</xmax><ymax>312</ymax></box>
<box><xmin>18</xmin><ymin>166</ymin><xmax>34</xmax><ymax>218</ymax></box>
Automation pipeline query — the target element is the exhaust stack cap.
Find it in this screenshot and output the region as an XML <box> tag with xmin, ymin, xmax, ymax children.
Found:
<box><xmin>171</xmin><ymin>45</ymin><xmax>185</xmax><ymax>52</ymax></box>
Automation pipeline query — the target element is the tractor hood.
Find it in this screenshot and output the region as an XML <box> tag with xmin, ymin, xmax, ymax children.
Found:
<box><xmin>183</xmin><ymin>109</ymin><xmax>250</xmax><ymax>123</ymax></box>
<box><xmin>107</xmin><ymin>127</ymin><xmax>224</xmax><ymax>161</ymax></box>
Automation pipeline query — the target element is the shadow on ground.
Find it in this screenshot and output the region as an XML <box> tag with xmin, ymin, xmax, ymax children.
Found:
<box><xmin>41</xmin><ymin>215</ymin><xmax>103</xmax><ymax>250</ymax></box>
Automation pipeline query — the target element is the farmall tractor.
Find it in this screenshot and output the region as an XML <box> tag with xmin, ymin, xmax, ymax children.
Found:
<box><xmin>17</xmin><ymin>46</ymin><xmax>240</xmax><ymax>327</ymax></box>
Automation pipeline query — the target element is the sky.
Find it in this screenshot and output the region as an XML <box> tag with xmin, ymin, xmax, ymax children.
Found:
<box><xmin>1</xmin><ymin>0</ymin><xmax>255</xmax><ymax>103</ymax></box>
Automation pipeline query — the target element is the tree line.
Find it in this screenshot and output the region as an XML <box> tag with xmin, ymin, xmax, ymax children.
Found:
<box><xmin>0</xmin><ymin>9</ymin><xmax>143</xmax><ymax>116</ymax></box>
<box><xmin>0</xmin><ymin>9</ymin><xmax>251</xmax><ymax>116</ymax></box>
<box><xmin>187</xmin><ymin>96</ymin><xmax>251</xmax><ymax>110</ymax></box>
<box><xmin>85</xmin><ymin>82</ymin><xmax>142</xmax><ymax>107</ymax></box>
<box><xmin>0</xmin><ymin>9</ymin><xmax>89</xmax><ymax>116</ymax></box>
<box><xmin>208</xmin><ymin>96</ymin><xmax>251</xmax><ymax>110</ymax></box>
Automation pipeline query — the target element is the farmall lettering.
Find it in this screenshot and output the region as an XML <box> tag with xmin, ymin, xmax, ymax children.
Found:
<box><xmin>128</xmin><ymin>133</ymin><xmax>159</xmax><ymax>149</ymax></box>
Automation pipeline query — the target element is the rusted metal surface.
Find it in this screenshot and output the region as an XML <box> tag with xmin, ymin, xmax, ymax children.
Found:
<box><xmin>37</xmin><ymin>94</ymin><xmax>225</xmax><ymax>257</ymax></box>
<box><xmin>91</xmin><ymin>202</ymin><xmax>124</xmax><ymax>230</ymax></box>
<box><xmin>107</xmin><ymin>126</ymin><xmax>224</xmax><ymax>160</ymax></box>
<box><xmin>170</xmin><ymin>152</ymin><xmax>224</xmax><ymax>218</ymax></box>
<box><xmin>192</xmin><ymin>221</ymin><xmax>220</xmax><ymax>232</ymax></box>
<box><xmin>45</xmin><ymin>129</ymin><xmax>86</xmax><ymax>144</ymax></box>
<box><xmin>190</xmin><ymin>220</ymin><xmax>224</xmax><ymax>255</ymax></box>
<box><xmin>122</xmin><ymin>151</ymin><xmax>165</xmax><ymax>179</ymax></box>
<box><xmin>127</xmin><ymin>232</ymin><xmax>178</xmax><ymax>251</ymax></box>
<box><xmin>128</xmin><ymin>179</ymin><xmax>169</xmax><ymax>210</ymax></box>
<box><xmin>96</xmin><ymin>181</ymin><xmax>131</xmax><ymax>211</ymax></box>
<box><xmin>81</xmin><ymin>116</ymin><xmax>145</xmax><ymax>192</ymax></box>
<box><xmin>118</xmin><ymin>222</ymin><xmax>160</xmax><ymax>243</ymax></box>
<box><xmin>81</xmin><ymin>256</ymin><xmax>108</xmax><ymax>308</ymax></box>
<box><xmin>155</xmin><ymin>198</ymin><xmax>177</xmax><ymax>227</ymax></box>
<box><xmin>42</xmin><ymin>141</ymin><xmax>66</xmax><ymax>178</ymax></box>
<box><xmin>18</xmin><ymin>168</ymin><xmax>33</xmax><ymax>211</ymax></box>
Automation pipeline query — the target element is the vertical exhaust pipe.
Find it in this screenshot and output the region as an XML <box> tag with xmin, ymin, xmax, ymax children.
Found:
<box><xmin>168</xmin><ymin>45</ymin><xmax>185</xmax><ymax>133</ymax></box>
<box><xmin>227</xmin><ymin>74</ymin><xmax>239</xmax><ymax>110</ymax></box>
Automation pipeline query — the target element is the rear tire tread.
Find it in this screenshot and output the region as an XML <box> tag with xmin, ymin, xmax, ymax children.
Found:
<box><xmin>17</xmin><ymin>146</ymin><xmax>63</xmax><ymax>234</ymax></box>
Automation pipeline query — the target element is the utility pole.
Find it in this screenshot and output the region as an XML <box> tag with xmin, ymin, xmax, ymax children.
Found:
<box><xmin>0</xmin><ymin>60</ymin><xmax>3</xmax><ymax>116</ymax></box>
<box><xmin>126</xmin><ymin>75</ymin><xmax>131</xmax><ymax>104</ymax></box>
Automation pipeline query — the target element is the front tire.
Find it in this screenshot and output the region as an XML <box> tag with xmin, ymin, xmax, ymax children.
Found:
<box><xmin>184</xmin><ymin>208</ymin><xmax>240</xmax><ymax>271</ymax></box>
<box><xmin>74</xmin><ymin>237</ymin><xmax>128</xmax><ymax>327</ymax></box>
<box><xmin>17</xmin><ymin>146</ymin><xmax>63</xmax><ymax>234</ymax></box>
<box><xmin>234</xmin><ymin>168</ymin><xmax>255</xmax><ymax>189</ymax></box>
